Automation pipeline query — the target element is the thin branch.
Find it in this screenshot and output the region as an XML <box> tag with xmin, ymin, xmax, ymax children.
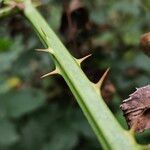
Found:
<box><xmin>0</xmin><ymin>6</ymin><xmax>15</xmax><ymax>18</ymax></box>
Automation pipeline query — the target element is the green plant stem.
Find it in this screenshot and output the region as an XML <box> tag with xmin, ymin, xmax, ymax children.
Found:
<box><xmin>0</xmin><ymin>6</ymin><xmax>14</xmax><ymax>18</ymax></box>
<box><xmin>21</xmin><ymin>1</ymin><xmax>144</xmax><ymax>149</ymax></box>
<box><xmin>23</xmin><ymin>1</ymin><xmax>141</xmax><ymax>149</ymax></box>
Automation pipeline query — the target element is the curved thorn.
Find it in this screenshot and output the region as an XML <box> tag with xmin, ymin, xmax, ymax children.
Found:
<box><xmin>5</xmin><ymin>1</ymin><xmax>25</xmax><ymax>10</ymax></box>
<box><xmin>95</xmin><ymin>68</ymin><xmax>110</xmax><ymax>89</ymax></box>
<box><xmin>76</xmin><ymin>54</ymin><xmax>92</xmax><ymax>65</ymax></box>
<box><xmin>41</xmin><ymin>68</ymin><xmax>60</xmax><ymax>78</ymax></box>
<box><xmin>33</xmin><ymin>1</ymin><xmax>42</xmax><ymax>7</ymax></box>
<box><xmin>35</xmin><ymin>48</ymin><xmax>49</xmax><ymax>52</ymax></box>
<box><xmin>35</xmin><ymin>47</ymin><xmax>54</xmax><ymax>53</ymax></box>
<box><xmin>40</xmin><ymin>28</ymin><xmax>50</xmax><ymax>43</ymax></box>
<box><xmin>41</xmin><ymin>28</ymin><xmax>47</xmax><ymax>37</ymax></box>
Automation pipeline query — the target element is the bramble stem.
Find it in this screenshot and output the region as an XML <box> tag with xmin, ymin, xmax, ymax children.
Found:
<box><xmin>22</xmin><ymin>1</ymin><xmax>143</xmax><ymax>149</ymax></box>
<box><xmin>1</xmin><ymin>0</ymin><xmax>146</xmax><ymax>149</ymax></box>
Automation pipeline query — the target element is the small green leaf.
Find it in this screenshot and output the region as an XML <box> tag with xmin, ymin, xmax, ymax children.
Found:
<box><xmin>0</xmin><ymin>37</ymin><xmax>23</xmax><ymax>73</ymax></box>
<box><xmin>0</xmin><ymin>119</ymin><xmax>19</xmax><ymax>145</ymax></box>
<box><xmin>0</xmin><ymin>89</ymin><xmax>46</xmax><ymax>118</ymax></box>
<box><xmin>43</xmin><ymin>128</ymin><xmax>78</xmax><ymax>150</ymax></box>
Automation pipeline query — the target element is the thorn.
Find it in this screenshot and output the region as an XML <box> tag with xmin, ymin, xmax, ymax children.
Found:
<box><xmin>41</xmin><ymin>68</ymin><xmax>59</xmax><ymax>78</ymax></box>
<box><xmin>40</xmin><ymin>28</ymin><xmax>50</xmax><ymax>43</ymax></box>
<box><xmin>76</xmin><ymin>54</ymin><xmax>92</xmax><ymax>65</ymax></box>
<box><xmin>95</xmin><ymin>68</ymin><xmax>110</xmax><ymax>89</ymax></box>
<box><xmin>40</xmin><ymin>28</ymin><xmax>50</xmax><ymax>42</ymax></box>
<box><xmin>41</xmin><ymin>28</ymin><xmax>47</xmax><ymax>37</ymax></box>
<box><xmin>33</xmin><ymin>1</ymin><xmax>42</xmax><ymax>7</ymax></box>
<box><xmin>4</xmin><ymin>1</ymin><xmax>25</xmax><ymax>10</ymax></box>
<box><xmin>4</xmin><ymin>1</ymin><xmax>15</xmax><ymax>7</ymax></box>
<box><xmin>35</xmin><ymin>47</ymin><xmax>54</xmax><ymax>54</ymax></box>
<box><xmin>35</xmin><ymin>49</ymin><xmax>49</xmax><ymax>52</ymax></box>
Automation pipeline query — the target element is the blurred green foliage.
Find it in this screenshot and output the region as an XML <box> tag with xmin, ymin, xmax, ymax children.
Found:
<box><xmin>0</xmin><ymin>0</ymin><xmax>150</xmax><ymax>149</ymax></box>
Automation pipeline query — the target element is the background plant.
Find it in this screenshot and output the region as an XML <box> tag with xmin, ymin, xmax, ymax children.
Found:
<box><xmin>0</xmin><ymin>0</ymin><xmax>150</xmax><ymax>150</ymax></box>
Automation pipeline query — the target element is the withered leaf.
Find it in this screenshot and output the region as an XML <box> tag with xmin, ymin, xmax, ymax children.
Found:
<box><xmin>120</xmin><ymin>85</ymin><xmax>150</xmax><ymax>133</ymax></box>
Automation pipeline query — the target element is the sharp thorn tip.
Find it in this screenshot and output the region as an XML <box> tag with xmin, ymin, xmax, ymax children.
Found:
<box><xmin>77</xmin><ymin>54</ymin><xmax>92</xmax><ymax>65</ymax></box>
<box><xmin>96</xmin><ymin>68</ymin><xmax>110</xmax><ymax>88</ymax></box>
<box><xmin>40</xmin><ymin>69</ymin><xmax>59</xmax><ymax>78</ymax></box>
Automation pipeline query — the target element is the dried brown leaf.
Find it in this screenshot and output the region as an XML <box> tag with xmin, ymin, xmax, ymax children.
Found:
<box><xmin>120</xmin><ymin>85</ymin><xmax>150</xmax><ymax>133</ymax></box>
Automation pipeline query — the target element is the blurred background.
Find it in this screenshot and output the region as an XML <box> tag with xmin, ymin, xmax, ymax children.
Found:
<box><xmin>0</xmin><ymin>0</ymin><xmax>150</xmax><ymax>149</ymax></box>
